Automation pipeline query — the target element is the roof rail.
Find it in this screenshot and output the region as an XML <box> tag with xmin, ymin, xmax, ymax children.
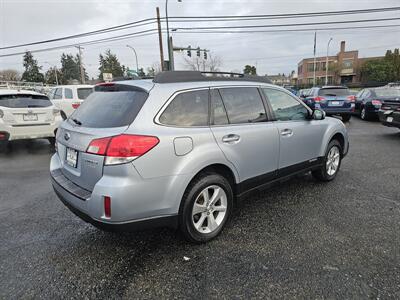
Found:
<box><xmin>153</xmin><ymin>71</ymin><xmax>272</xmax><ymax>84</ymax></box>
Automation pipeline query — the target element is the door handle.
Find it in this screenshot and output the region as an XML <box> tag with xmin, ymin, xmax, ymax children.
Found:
<box><xmin>280</xmin><ymin>129</ymin><xmax>293</xmax><ymax>137</ymax></box>
<box><xmin>222</xmin><ymin>134</ymin><xmax>240</xmax><ymax>143</ymax></box>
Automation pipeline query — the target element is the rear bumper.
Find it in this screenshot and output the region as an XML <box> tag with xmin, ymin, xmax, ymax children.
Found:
<box><xmin>50</xmin><ymin>153</ymin><xmax>185</xmax><ymax>230</ymax></box>
<box><xmin>52</xmin><ymin>178</ymin><xmax>178</xmax><ymax>231</ymax></box>
<box><xmin>379</xmin><ymin>111</ymin><xmax>400</xmax><ymax>128</ymax></box>
<box><xmin>0</xmin><ymin>121</ymin><xmax>60</xmax><ymax>141</ymax></box>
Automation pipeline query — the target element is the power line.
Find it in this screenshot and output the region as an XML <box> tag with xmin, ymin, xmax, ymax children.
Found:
<box><xmin>173</xmin><ymin>17</ymin><xmax>400</xmax><ymax>31</ymax></box>
<box><xmin>171</xmin><ymin>24</ymin><xmax>400</xmax><ymax>34</ymax></box>
<box><xmin>1</xmin><ymin>6</ymin><xmax>400</xmax><ymax>51</ymax></box>
<box><xmin>0</xmin><ymin>30</ymin><xmax>159</xmax><ymax>58</ymax></box>
<box><xmin>168</xmin><ymin>6</ymin><xmax>400</xmax><ymax>21</ymax></box>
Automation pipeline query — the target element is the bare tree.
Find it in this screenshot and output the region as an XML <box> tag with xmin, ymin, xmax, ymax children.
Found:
<box><xmin>0</xmin><ymin>69</ymin><xmax>21</xmax><ymax>81</ymax></box>
<box><xmin>182</xmin><ymin>54</ymin><xmax>223</xmax><ymax>72</ymax></box>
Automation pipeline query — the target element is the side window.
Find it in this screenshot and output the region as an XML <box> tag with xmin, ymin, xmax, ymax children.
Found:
<box><xmin>263</xmin><ymin>88</ymin><xmax>309</xmax><ymax>121</ymax></box>
<box><xmin>53</xmin><ymin>88</ymin><xmax>63</xmax><ymax>100</ymax></box>
<box><xmin>159</xmin><ymin>89</ymin><xmax>209</xmax><ymax>126</ymax></box>
<box><xmin>218</xmin><ymin>87</ymin><xmax>267</xmax><ymax>124</ymax></box>
<box><xmin>64</xmin><ymin>88</ymin><xmax>73</xmax><ymax>99</ymax></box>
<box><xmin>210</xmin><ymin>89</ymin><xmax>228</xmax><ymax>125</ymax></box>
<box><xmin>48</xmin><ymin>89</ymin><xmax>55</xmax><ymax>99</ymax></box>
<box><xmin>364</xmin><ymin>90</ymin><xmax>371</xmax><ymax>98</ymax></box>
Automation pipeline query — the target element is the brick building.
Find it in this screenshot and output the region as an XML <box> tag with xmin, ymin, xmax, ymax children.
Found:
<box><xmin>297</xmin><ymin>41</ymin><xmax>382</xmax><ymax>87</ymax></box>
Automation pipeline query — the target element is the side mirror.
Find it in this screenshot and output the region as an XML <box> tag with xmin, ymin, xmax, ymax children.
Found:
<box><xmin>312</xmin><ymin>109</ymin><xmax>325</xmax><ymax>120</ymax></box>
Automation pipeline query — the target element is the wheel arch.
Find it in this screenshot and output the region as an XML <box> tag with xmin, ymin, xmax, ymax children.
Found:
<box><xmin>328</xmin><ymin>132</ymin><xmax>345</xmax><ymax>155</ymax></box>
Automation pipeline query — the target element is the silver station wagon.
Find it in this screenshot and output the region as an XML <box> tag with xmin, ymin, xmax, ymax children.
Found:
<box><xmin>50</xmin><ymin>71</ymin><xmax>349</xmax><ymax>243</ymax></box>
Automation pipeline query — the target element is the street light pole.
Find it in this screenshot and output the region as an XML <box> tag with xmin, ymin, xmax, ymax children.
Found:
<box><xmin>325</xmin><ymin>38</ymin><xmax>333</xmax><ymax>85</ymax></box>
<box><xmin>165</xmin><ymin>0</ymin><xmax>182</xmax><ymax>71</ymax></box>
<box><xmin>126</xmin><ymin>45</ymin><xmax>139</xmax><ymax>74</ymax></box>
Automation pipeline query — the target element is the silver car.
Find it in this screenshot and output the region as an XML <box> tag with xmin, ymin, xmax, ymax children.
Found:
<box><xmin>50</xmin><ymin>71</ymin><xmax>349</xmax><ymax>243</ymax></box>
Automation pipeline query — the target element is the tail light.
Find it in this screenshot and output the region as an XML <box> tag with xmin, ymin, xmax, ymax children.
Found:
<box><xmin>86</xmin><ymin>134</ymin><xmax>159</xmax><ymax>165</ymax></box>
<box><xmin>104</xmin><ymin>196</ymin><xmax>111</xmax><ymax>218</ymax></box>
<box><xmin>347</xmin><ymin>95</ymin><xmax>356</xmax><ymax>102</ymax></box>
<box><xmin>313</xmin><ymin>96</ymin><xmax>325</xmax><ymax>102</ymax></box>
<box><xmin>371</xmin><ymin>100</ymin><xmax>382</xmax><ymax>106</ymax></box>
<box><xmin>72</xmin><ymin>103</ymin><xmax>80</xmax><ymax>109</ymax></box>
<box><xmin>0</xmin><ymin>132</ymin><xmax>6</xmax><ymax>140</ymax></box>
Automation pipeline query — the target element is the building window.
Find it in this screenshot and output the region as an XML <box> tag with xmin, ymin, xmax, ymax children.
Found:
<box><xmin>307</xmin><ymin>78</ymin><xmax>314</xmax><ymax>85</ymax></box>
<box><xmin>342</xmin><ymin>60</ymin><xmax>353</xmax><ymax>69</ymax></box>
<box><xmin>307</xmin><ymin>63</ymin><xmax>314</xmax><ymax>72</ymax></box>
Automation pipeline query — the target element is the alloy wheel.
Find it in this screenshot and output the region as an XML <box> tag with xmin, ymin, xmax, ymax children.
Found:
<box><xmin>192</xmin><ymin>185</ymin><xmax>227</xmax><ymax>234</ymax></box>
<box><xmin>326</xmin><ymin>146</ymin><xmax>340</xmax><ymax>176</ymax></box>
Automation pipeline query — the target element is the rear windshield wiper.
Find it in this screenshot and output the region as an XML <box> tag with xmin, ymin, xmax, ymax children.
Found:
<box><xmin>71</xmin><ymin>118</ymin><xmax>82</xmax><ymax>126</ymax></box>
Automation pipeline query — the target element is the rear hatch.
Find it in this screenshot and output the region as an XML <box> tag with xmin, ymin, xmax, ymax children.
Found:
<box><xmin>375</xmin><ymin>88</ymin><xmax>400</xmax><ymax>112</ymax></box>
<box><xmin>318</xmin><ymin>87</ymin><xmax>353</xmax><ymax>109</ymax></box>
<box><xmin>0</xmin><ymin>94</ymin><xmax>55</xmax><ymax>126</ymax></box>
<box><xmin>56</xmin><ymin>83</ymin><xmax>149</xmax><ymax>191</ymax></box>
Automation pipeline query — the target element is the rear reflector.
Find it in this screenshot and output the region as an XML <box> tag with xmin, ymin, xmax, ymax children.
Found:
<box><xmin>313</xmin><ymin>96</ymin><xmax>325</xmax><ymax>102</ymax></box>
<box><xmin>86</xmin><ymin>134</ymin><xmax>159</xmax><ymax>165</ymax></box>
<box><xmin>347</xmin><ymin>95</ymin><xmax>356</xmax><ymax>102</ymax></box>
<box><xmin>104</xmin><ymin>196</ymin><xmax>111</xmax><ymax>218</ymax></box>
<box><xmin>371</xmin><ymin>100</ymin><xmax>382</xmax><ymax>106</ymax></box>
<box><xmin>72</xmin><ymin>103</ymin><xmax>80</xmax><ymax>109</ymax></box>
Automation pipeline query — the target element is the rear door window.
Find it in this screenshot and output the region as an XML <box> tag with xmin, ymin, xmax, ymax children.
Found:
<box><xmin>218</xmin><ymin>87</ymin><xmax>267</xmax><ymax>124</ymax></box>
<box><xmin>64</xmin><ymin>88</ymin><xmax>73</xmax><ymax>99</ymax></box>
<box><xmin>70</xmin><ymin>85</ymin><xmax>148</xmax><ymax>128</ymax></box>
<box><xmin>0</xmin><ymin>94</ymin><xmax>52</xmax><ymax>108</ymax></box>
<box><xmin>319</xmin><ymin>88</ymin><xmax>350</xmax><ymax>96</ymax></box>
<box><xmin>211</xmin><ymin>89</ymin><xmax>229</xmax><ymax>125</ymax></box>
<box><xmin>159</xmin><ymin>89</ymin><xmax>209</xmax><ymax>126</ymax></box>
<box><xmin>77</xmin><ymin>88</ymin><xmax>93</xmax><ymax>99</ymax></box>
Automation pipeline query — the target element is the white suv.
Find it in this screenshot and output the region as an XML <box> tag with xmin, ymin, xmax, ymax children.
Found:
<box><xmin>0</xmin><ymin>89</ymin><xmax>62</xmax><ymax>147</ymax></box>
<box><xmin>48</xmin><ymin>85</ymin><xmax>93</xmax><ymax>119</ymax></box>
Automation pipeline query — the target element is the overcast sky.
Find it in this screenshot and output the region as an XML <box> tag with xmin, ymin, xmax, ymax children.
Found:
<box><xmin>1</xmin><ymin>0</ymin><xmax>400</xmax><ymax>79</ymax></box>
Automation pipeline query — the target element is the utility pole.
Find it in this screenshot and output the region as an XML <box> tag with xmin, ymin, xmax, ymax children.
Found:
<box><xmin>313</xmin><ymin>31</ymin><xmax>317</xmax><ymax>87</ymax></box>
<box><xmin>76</xmin><ymin>45</ymin><xmax>85</xmax><ymax>84</ymax></box>
<box><xmin>325</xmin><ymin>38</ymin><xmax>333</xmax><ymax>85</ymax></box>
<box><xmin>156</xmin><ymin>7</ymin><xmax>165</xmax><ymax>71</ymax></box>
<box><xmin>169</xmin><ymin>36</ymin><xmax>175</xmax><ymax>71</ymax></box>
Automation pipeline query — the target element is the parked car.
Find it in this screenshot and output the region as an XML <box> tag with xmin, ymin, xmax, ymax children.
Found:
<box><xmin>355</xmin><ymin>88</ymin><xmax>400</xmax><ymax>120</ymax></box>
<box><xmin>48</xmin><ymin>85</ymin><xmax>93</xmax><ymax>119</ymax></box>
<box><xmin>303</xmin><ymin>86</ymin><xmax>355</xmax><ymax>122</ymax></box>
<box><xmin>297</xmin><ymin>88</ymin><xmax>310</xmax><ymax>100</ymax></box>
<box><xmin>378</xmin><ymin>88</ymin><xmax>400</xmax><ymax>129</ymax></box>
<box><xmin>0</xmin><ymin>89</ymin><xmax>62</xmax><ymax>147</ymax></box>
<box><xmin>50</xmin><ymin>71</ymin><xmax>349</xmax><ymax>243</ymax></box>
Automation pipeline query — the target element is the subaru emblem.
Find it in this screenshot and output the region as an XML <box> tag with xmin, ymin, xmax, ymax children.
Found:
<box><xmin>64</xmin><ymin>132</ymin><xmax>71</xmax><ymax>141</ymax></box>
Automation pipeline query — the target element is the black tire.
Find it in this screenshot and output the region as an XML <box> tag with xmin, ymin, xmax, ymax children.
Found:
<box><xmin>48</xmin><ymin>137</ymin><xmax>56</xmax><ymax>146</ymax></box>
<box><xmin>179</xmin><ymin>172</ymin><xmax>233</xmax><ymax>243</ymax></box>
<box><xmin>360</xmin><ymin>107</ymin><xmax>370</xmax><ymax>121</ymax></box>
<box><xmin>341</xmin><ymin>114</ymin><xmax>351</xmax><ymax>122</ymax></box>
<box><xmin>312</xmin><ymin>139</ymin><xmax>342</xmax><ymax>182</ymax></box>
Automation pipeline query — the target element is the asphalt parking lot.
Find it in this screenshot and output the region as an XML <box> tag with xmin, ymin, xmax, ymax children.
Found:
<box><xmin>0</xmin><ymin>118</ymin><xmax>399</xmax><ymax>299</ymax></box>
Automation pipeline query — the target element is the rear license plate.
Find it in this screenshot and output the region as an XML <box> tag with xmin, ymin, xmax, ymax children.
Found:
<box><xmin>387</xmin><ymin>117</ymin><xmax>393</xmax><ymax>123</ymax></box>
<box><xmin>66</xmin><ymin>147</ymin><xmax>78</xmax><ymax>168</ymax></box>
<box><xmin>330</xmin><ymin>101</ymin><xmax>341</xmax><ymax>106</ymax></box>
<box><xmin>23</xmin><ymin>114</ymin><xmax>38</xmax><ymax>121</ymax></box>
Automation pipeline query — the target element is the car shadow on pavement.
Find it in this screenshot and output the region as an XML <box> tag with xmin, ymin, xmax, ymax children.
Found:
<box><xmin>0</xmin><ymin>139</ymin><xmax>55</xmax><ymax>156</ymax></box>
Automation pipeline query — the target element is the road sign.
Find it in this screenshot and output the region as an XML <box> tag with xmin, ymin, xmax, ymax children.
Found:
<box><xmin>103</xmin><ymin>73</ymin><xmax>113</xmax><ymax>82</ymax></box>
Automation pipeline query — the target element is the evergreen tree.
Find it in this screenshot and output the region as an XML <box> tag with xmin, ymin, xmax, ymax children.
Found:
<box><xmin>98</xmin><ymin>49</ymin><xmax>125</xmax><ymax>80</ymax></box>
<box><xmin>21</xmin><ymin>52</ymin><xmax>44</xmax><ymax>82</ymax></box>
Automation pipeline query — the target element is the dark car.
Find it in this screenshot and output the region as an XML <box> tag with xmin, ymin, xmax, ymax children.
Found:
<box><xmin>303</xmin><ymin>86</ymin><xmax>355</xmax><ymax>122</ymax></box>
<box><xmin>377</xmin><ymin>88</ymin><xmax>400</xmax><ymax>129</ymax></box>
<box><xmin>298</xmin><ymin>89</ymin><xmax>310</xmax><ymax>100</ymax></box>
<box><xmin>354</xmin><ymin>88</ymin><xmax>393</xmax><ymax>120</ymax></box>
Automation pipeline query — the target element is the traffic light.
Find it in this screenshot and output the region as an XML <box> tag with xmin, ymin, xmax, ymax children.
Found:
<box><xmin>204</xmin><ymin>51</ymin><xmax>207</xmax><ymax>60</ymax></box>
<box><xmin>196</xmin><ymin>47</ymin><xmax>201</xmax><ymax>57</ymax></box>
<box><xmin>187</xmin><ymin>45</ymin><xmax>191</xmax><ymax>57</ymax></box>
